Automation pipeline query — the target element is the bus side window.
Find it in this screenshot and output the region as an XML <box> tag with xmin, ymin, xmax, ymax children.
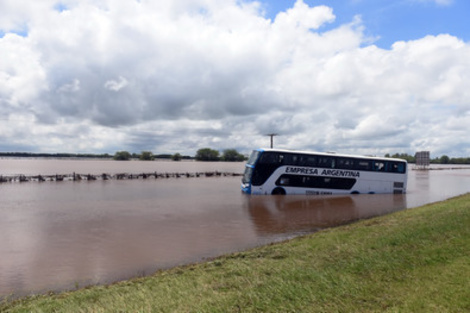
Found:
<box><xmin>299</xmin><ymin>156</ymin><xmax>316</xmax><ymax>167</ymax></box>
<box><xmin>318</xmin><ymin>157</ymin><xmax>333</xmax><ymax>168</ymax></box>
<box><xmin>356</xmin><ymin>160</ymin><xmax>371</xmax><ymax>171</ymax></box>
<box><xmin>284</xmin><ymin>154</ymin><xmax>298</xmax><ymax>165</ymax></box>
<box><xmin>259</xmin><ymin>153</ymin><xmax>278</xmax><ymax>164</ymax></box>
<box><xmin>291</xmin><ymin>155</ymin><xmax>299</xmax><ymax>165</ymax></box>
<box><xmin>374</xmin><ymin>162</ymin><xmax>385</xmax><ymax>171</ymax></box>
<box><xmin>395</xmin><ymin>162</ymin><xmax>406</xmax><ymax>173</ymax></box>
<box><xmin>337</xmin><ymin>158</ymin><xmax>353</xmax><ymax>169</ymax></box>
<box><xmin>386</xmin><ymin>162</ymin><xmax>406</xmax><ymax>173</ymax></box>
<box><xmin>258</xmin><ymin>154</ymin><xmax>268</xmax><ymax>164</ymax></box>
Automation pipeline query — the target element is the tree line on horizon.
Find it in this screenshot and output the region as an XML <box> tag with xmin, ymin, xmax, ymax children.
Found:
<box><xmin>0</xmin><ymin>148</ymin><xmax>247</xmax><ymax>162</ymax></box>
<box><xmin>2</xmin><ymin>151</ymin><xmax>470</xmax><ymax>164</ymax></box>
<box><xmin>385</xmin><ymin>153</ymin><xmax>470</xmax><ymax>164</ymax></box>
<box><xmin>112</xmin><ymin>148</ymin><xmax>246</xmax><ymax>161</ymax></box>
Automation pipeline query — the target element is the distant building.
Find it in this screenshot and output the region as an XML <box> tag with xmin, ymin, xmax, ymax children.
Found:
<box><xmin>415</xmin><ymin>151</ymin><xmax>430</xmax><ymax>169</ymax></box>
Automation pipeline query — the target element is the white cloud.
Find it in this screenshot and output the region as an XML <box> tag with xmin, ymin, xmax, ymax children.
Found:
<box><xmin>0</xmin><ymin>34</ymin><xmax>46</xmax><ymax>108</ymax></box>
<box><xmin>0</xmin><ymin>0</ymin><xmax>469</xmax><ymax>156</ymax></box>
<box><xmin>273</xmin><ymin>1</ymin><xmax>335</xmax><ymax>30</ymax></box>
<box><xmin>104</xmin><ymin>76</ymin><xmax>128</xmax><ymax>91</ymax></box>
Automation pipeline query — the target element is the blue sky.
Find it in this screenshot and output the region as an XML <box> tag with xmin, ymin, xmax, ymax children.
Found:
<box><xmin>0</xmin><ymin>0</ymin><xmax>469</xmax><ymax>157</ymax></box>
<box><xmin>261</xmin><ymin>0</ymin><xmax>469</xmax><ymax>48</ymax></box>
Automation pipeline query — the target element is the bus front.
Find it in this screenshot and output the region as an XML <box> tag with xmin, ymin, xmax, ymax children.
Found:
<box><xmin>241</xmin><ymin>149</ymin><xmax>262</xmax><ymax>194</ymax></box>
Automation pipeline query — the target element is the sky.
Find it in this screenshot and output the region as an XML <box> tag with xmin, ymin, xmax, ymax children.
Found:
<box><xmin>1</xmin><ymin>0</ymin><xmax>469</xmax><ymax>157</ymax></box>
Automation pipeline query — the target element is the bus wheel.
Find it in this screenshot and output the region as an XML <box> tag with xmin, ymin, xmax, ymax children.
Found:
<box><xmin>351</xmin><ymin>191</ymin><xmax>360</xmax><ymax>194</ymax></box>
<box><xmin>272</xmin><ymin>187</ymin><xmax>286</xmax><ymax>195</ymax></box>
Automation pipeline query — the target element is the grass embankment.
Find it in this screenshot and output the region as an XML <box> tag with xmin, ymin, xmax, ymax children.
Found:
<box><xmin>2</xmin><ymin>195</ymin><xmax>470</xmax><ymax>313</ymax></box>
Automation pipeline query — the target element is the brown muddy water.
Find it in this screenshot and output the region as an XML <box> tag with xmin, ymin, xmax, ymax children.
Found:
<box><xmin>1</xmin><ymin>159</ymin><xmax>470</xmax><ymax>299</ymax></box>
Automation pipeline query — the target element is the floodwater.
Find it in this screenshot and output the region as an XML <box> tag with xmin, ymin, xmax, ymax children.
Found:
<box><xmin>1</xmin><ymin>159</ymin><xmax>470</xmax><ymax>299</ymax></box>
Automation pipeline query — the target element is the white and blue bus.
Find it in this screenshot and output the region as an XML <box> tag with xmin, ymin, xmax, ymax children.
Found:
<box><xmin>241</xmin><ymin>149</ymin><xmax>407</xmax><ymax>195</ymax></box>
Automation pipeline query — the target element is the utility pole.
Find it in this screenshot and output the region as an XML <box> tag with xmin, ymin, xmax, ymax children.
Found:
<box><xmin>266</xmin><ymin>133</ymin><xmax>278</xmax><ymax>148</ymax></box>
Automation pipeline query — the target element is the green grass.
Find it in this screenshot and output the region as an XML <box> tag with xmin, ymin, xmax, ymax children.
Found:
<box><xmin>2</xmin><ymin>194</ymin><xmax>470</xmax><ymax>312</ymax></box>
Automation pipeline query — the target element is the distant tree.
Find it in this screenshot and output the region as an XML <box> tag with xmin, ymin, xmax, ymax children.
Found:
<box><xmin>195</xmin><ymin>148</ymin><xmax>220</xmax><ymax>161</ymax></box>
<box><xmin>113</xmin><ymin>151</ymin><xmax>131</xmax><ymax>161</ymax></box>
<box><xmin>440</xmin><ymin>155</ymin><xmax>450</xmax><ymax>164</ymax></box>
<box><xmin>172</xmin><ymin>153</ymin><xmax>182</xmax><ymax>161</ymax></box>
<box><xmin>389</xmin><ymin>153</ymin><xmax>415</xmax><ymax>163</ymax></box>
<box><xmin>221</xmin><ymin>149</ymin><xmax>246</xmax><ymax>162</ymax></box>
<box><xmin>450</xmin><ymin>157</ymin><xmax>470</xmax><ymax>164</ymax></box>
<box><xmin>139</xmin><ymin>151</ymin><xmax>154</xmax><ymax>161</ymax></box>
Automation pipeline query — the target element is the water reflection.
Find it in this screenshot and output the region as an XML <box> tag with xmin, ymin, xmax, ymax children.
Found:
<box><xmin>246</xmin><ymin>194</ymin><xmax>406</xmax><ymax>235</ymax></box>
<box><xmin>413</xmin><ymin>170</ymin><xmax>431</xmax><ymax>191</ymax></box>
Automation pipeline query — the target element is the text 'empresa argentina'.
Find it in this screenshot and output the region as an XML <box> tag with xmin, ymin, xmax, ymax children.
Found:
<box><xmin>285</xmin><ymin>167</ymin><xmax>360</xmax><ymax>178</ymax></box>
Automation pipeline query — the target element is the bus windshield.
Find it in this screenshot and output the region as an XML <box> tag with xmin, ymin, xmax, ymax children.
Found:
<box><xmin>247</xmin><ymin>150</ymin><xmax>261</xmax><ymax>165</ymax></box>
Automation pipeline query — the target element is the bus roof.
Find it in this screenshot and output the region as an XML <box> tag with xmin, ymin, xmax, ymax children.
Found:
<box><xmin>255</xmin><ymin>148</ymin><xmax>407</xmax><ymax>163</ymax></box>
